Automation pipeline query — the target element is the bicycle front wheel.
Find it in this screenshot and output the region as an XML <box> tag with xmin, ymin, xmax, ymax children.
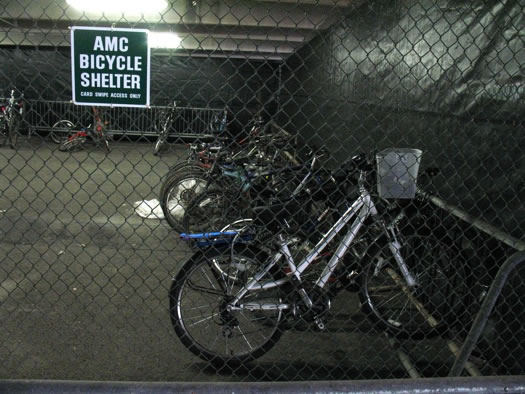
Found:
<box><xmin>169</xmin><ymin>246</ymin><xmax>284</xmax><ymax>365</ymax></box>
<box><xmin>103</xmin><ymin>135</ymin><xmax>111</xmax><ymax>153</ymax></box>
<box><xmin>164</xmin><ymin>162</ymin><xmax>205</xmax><ymax>182</ymax></box>
<box><xmin>360</xmin><ymin>234</ymin><xmax>466</xmax><ymax>339</ymax></box>
<box><xmin>154</xmin><ymin>112</ymin><xmax>171</xmax><ymax>155</ymax></box>
<box><xmin>50</xmin><ymin>120</ymin><xmax>74</xmax><ymax>144</ymax></box>
<box><xmin>153</xmin><ymin>137</ymin><xmax>164</xmax><ymax>156</ymax></box>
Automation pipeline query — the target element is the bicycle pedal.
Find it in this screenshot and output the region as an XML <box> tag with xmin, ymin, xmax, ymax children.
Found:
<box><xmin>314</xmin><ymin>317</ymin><xmax>326</xmax><ymax>331</ymax></box>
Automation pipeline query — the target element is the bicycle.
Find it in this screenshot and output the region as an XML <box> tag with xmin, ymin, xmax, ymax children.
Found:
<box><xmin>153</xmin><ymin>101</ymin><xmax>177</xmax><ymax>156</ymax></box>
<box><xmin>163</xmin><ymin>115</ymin><xmax>282</xmax><ymax>179</ymax></box>
<box><xmin>181</xmin><ymin>148</ymin><xmax>328</xmax><ymax>233</ymax></box>
<box><xmin>1</xmin><ymin>88</ymin><xmax>24</xmax><ymax>149</ymax></box>
<box><xmin>154</xmin><ymin>106</ymin><xmax>229</xmax><ymax>157</ymax></box>
<box><xmin>159</xmin><ymin>119</ymin><xmax>297</xmax><ymax>233</ymax></box>
<box><xmin>169</xmin><ymin>148</ymin><xmax>468</xmax><ymax>365</ymax></box>
<box><xmin>55</xmin><ymin>107</ymin><xmax>110</xmax><ymax>152</ymax></box>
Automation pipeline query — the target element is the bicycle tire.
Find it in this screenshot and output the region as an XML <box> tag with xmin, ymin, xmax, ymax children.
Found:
<box><xmin>182</xmin><ymin>187</ymin><xmax>251</xmax><ymax>233</ymax></box>
<box><xmin>159</xmin><ymin>170</ymin><xmax>211</xmax><ymax>232</ymax></box>
<box><xmin>50</xmin><ymin>120</ymin><xmax>74</xmax><ymax>144</ymax></box>
<box><xmin>103</xmin><ymin>136</ymin><xmax>111</xmax><ymax>153</ymax></box>
<box><xmin>164</xmin><ymin>162</ymin><xmax>206</xmax><ymax>182</ymax></box>
<box><xmin>0</xmin><ymin>120</ymin><xmax>7</xmax><ymax>147</ymax></box>
<box><xmin>59</xmin><ymin>136</ymin><xmax>85</xmax><ymax>152</ymax></box>
<box><xmin>169</xmin><ymin>245</ymin><xmax>284</xmax><ymax>365</ymax></box>
<box><xmin>7</xmin><ymin>113</ymin><xmax>20</xmax><ymax>149</ymax></box>
<box><xmin>153</xmin><ymin>111</ymin><xmax>171</xmax><ymax>156</ymax></box>
<box><xmin>92</xmin><ymin>130</ymin><xmax>111</xmax><ymax>153</ymax></box>
<box><xmin>153</xmin><ymin>137</ymin><xmax>164</xmax><ymax>156</ymax></box>
<box><xmin>359</xmin><ymin>233</ymin><xmax>467</xmax><ymax>339</ymax></box>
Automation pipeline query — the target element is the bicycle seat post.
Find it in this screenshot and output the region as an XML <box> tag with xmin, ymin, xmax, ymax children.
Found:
<box><xmin>358</xmin><ymin>169</ymin><xmax>368</xmax><ymax>193</ymax></box>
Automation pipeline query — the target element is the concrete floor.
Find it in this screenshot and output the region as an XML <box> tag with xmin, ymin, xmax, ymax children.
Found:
<box><xmin>0</xmin><ymin>137</ymin><xmax>462</xmax><ymax>382</ymax></box>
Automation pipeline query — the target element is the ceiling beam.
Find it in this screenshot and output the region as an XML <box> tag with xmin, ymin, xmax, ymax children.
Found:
<box><xmin>0</xmin><ymin>18</ymin><xmax>315</xmax><ymax>41</ymax></box>
<box><xmin>0</xmin><ymin>0</ymin><xmax>349</xmax><ymax>30</ymax></box>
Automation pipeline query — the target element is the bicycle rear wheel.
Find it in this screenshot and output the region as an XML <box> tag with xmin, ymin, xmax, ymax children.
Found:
<box><xmin>7</xmin><ymin>114</ymin><xmax>20</xmax><ymax>149</ymax></box>
<box><xmin>182</xmin><ymin>188</ymin><xmax>250</xmax><ymax>233</ymax></box>
<box><xmin>50</xmin><ymin>120</ymin><xmax>74</xmax><ymax>144</ymax></box>
<box><xmin>164</xmin><ymin>162</ymin><xmax>206</xmax><ymax>182</ymax></box>
<box><xmin>160</xmin><ymin>171</ymin><xmax>210</xmax><ymax>232</ymax></box>
<box><xmin>360</xmin><ymin>234</ymin><xmax>467</xmax><ymax>339</ymax></box>
<box><xmin>169</xmin><ymin>246</ymin><xmax>284</xmax><ymax>365</ymax></box>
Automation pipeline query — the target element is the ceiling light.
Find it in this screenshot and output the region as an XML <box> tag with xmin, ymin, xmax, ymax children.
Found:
<box><xmin>149</xmin><ymin>32</ymin><xmax>182</xmax><ymax>49</ymax></box>
<box><xmin>66</xmin><ymin>0</ymin><xmax>168</xmax><ymax>15</ymax></box>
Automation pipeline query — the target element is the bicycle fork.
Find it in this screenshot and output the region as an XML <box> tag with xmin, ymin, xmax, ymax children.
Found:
<box><xmin>311</xmin><ymin>192</ymin><xmax>418</xmax><ymax>293</ymax></box>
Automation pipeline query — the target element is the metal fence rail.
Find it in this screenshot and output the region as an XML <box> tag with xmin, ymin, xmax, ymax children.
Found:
<box><xmin>449</xmin><ymin>251</ymin><xmax>525</xmax><ymax>377</ymax></box>
<box><xmin>2</xmin><ymin>375</ymin><xmax>525</xmax><ymax>394</ymax></box>
<box><xmin>22</xmin><ymin>100</ymin><xmax>222</xmax><ymax>138</ymax></box>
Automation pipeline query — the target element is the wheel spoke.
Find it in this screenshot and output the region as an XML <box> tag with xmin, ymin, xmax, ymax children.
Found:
<box><xmin>235</xmin><ymin>325</ymin><xmax>254</xmax><ymax>351</ymax></box>
<box><xmin>362</xmin><ymin>235</ymin><xmax>460</xmax><ymax>338</ymax></box>
<box><xmin>170</xmin><ymin>248</ymin><xmax>283</xmax><ymax>362</ymax></box>
<box><xmin>185</xmin><ymin>312</ymin><xmax>219</xmax><ymax>328</ymax></box>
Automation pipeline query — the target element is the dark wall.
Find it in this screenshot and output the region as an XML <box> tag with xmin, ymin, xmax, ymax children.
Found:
<box><xmin>0</xmin><ymin>47</ymin><xmax>280</xmax><ymax>133</ymax></box>
<box><xmin>279</xmin><ymin>0</ymin><xmax>525</xmax><ymax>239</ymax></box>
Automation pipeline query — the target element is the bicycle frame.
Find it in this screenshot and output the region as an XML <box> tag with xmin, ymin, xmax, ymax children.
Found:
<box><xmin>226</xmin><ymin>173</ymin><xmax>418</xmax><ymax>312</ymax></box>
<box><xmin>183</xmin><ymin>118</ymin><xmax>289</xmax><ymax>170</ymax></box>
<box><xmin>218</xmin><ymin>151</ymin><xmax>321</xmax><ymax>198</ymax></box>
<box><xmin>2</xmin><ymin>90</ymin><xmax>22</xmax><ymax>121</ymax></box>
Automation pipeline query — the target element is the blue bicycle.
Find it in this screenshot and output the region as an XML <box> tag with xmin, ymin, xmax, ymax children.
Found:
<box><xmin>180</xmin><ymin>147</ymin><xmax>326</xmax><ymax>233</ymax></box>
<box><xmin>159</xmin><ymin>124</ymin><xmax>297</xmax><ymax>232</ymax></box>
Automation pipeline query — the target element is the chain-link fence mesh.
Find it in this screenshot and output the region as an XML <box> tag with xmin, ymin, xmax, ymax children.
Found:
<box><xmin>1</xmin><ymin>0</ymin><xmax>525</xmax><ymax>384</ymax></box>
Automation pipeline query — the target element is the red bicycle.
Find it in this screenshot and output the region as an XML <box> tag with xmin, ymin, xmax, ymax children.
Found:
<box><xmin>53</xmin><ymin>107</ymin><xmax>110</xmax><ymax>153</ymax></box>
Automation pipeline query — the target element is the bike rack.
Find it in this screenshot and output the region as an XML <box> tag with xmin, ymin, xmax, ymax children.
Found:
<box><xmin>391</xmin><ymin>192</ymin><xmax>525</xmax><ymax>378</ymax></box>
<box><xmin>449</xmin><ymin>250</ymin><xmax>525</xmax><ymax>376</ymax></box>
<box><xmin>425</xmin><ymin>193</ymin><xmax>525</xmax><ymax>252</ymax></box>
<box><xmin>424</xmin><ymin>194</ymin><xmax>525</xmax><ymax>376</ymax></box>
<box><xmin>22</xmin><ymin>99</ymin><xmax>223</xmax><ymax>139</ymax></box>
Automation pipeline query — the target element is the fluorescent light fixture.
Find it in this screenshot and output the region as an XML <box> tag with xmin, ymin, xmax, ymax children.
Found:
<box><xmin>149</xmin><ymin>32</ymin><xmax>182</xmax><ymax>49</ymax></box>
<box><xmin>66</xmin><ymin>0</ymin><xmax>167</xmax><ymax>15</ymax></box>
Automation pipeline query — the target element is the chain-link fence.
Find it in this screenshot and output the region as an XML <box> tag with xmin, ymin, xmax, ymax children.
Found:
<box><xmin>1</xmin><ymin>0</ymin><xmax>525</xmax><ymax>387</ymax></box>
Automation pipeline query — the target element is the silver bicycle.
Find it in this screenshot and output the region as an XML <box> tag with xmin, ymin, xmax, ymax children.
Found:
<box><xmin>1</xmin><ymin>88</ymin><xmax>24</xmax><ymax>149</ymax></box>
<box><xmin>169</xmin><ymin>148</ymin><xmax>466</xmax><ymax>365</ymax></box>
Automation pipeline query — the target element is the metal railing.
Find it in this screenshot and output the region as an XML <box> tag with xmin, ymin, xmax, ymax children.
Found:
<box><xmin>387</xmin><ymin>191</ymin><xmax>525</xmax><ymax>378</ymax></box>
<box><xmin>449</xmin><ymin>251</ymin><xmax>525</xmax><ymax>377</ymax></box>
<box><xmin>22</xmin><ymin>100</ymin><xmax>222</xmax><ymax>138</ymax></box>
<box><xmin>1</xmin><ymin>375</ymin><xmax>525</xmax><ymax>393</ymax></box>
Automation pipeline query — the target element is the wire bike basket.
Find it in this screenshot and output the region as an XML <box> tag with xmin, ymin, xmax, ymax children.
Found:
<box><xmin>376</xmin><ymin>148</ymin><xmax>423</xmax><ymax>199</ymax></box>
